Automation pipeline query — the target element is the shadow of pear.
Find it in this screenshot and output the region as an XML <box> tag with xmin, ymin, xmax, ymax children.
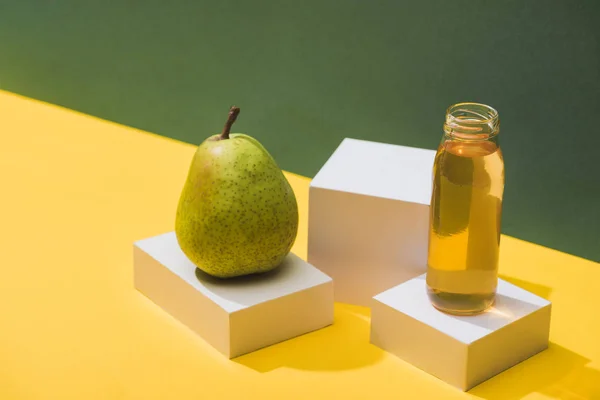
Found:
<box><xmin>233</xmin><ymin>303</ymin><xmax>384</xmax><ymax>372</ymax></box>
<box><xmin>194</xmin><ymin>261</ymin><xmax>289</xmax><ymax>306</ymax></box>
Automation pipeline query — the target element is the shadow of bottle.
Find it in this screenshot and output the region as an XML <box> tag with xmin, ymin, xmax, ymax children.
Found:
<box><xmin>470</xmin><ymin>274</ymin><xmax>600</xmax><ymax>399</ymax></box>
<box><xmin>499</xmin><ymin>274</ymin><xmax>553</xmax><ymax>300</ymax></box>
<box><xmin>470</xmin><ymin>342</ymin><xmax>600</xmax><ymax>399</ymax></box>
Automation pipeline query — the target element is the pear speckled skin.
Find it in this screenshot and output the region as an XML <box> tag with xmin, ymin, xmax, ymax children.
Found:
<box><xmin>175</xmin><ymin>133</ymin><xmax>299</xmax><ymax>278</ymax></box>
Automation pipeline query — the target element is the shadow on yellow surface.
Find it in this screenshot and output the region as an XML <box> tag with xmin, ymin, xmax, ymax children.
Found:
<box><xmin>233</xmin><ymin>303</ymin><xmax>384</xmax><ymax>372</ymax></box>
<box><xmin>470</xmin><ymin>343</ymin><xmax>600</xmax><ymax>399</ymax></box>
<box><xmin>471</xmin><ymin>274</ymin><xmax>600</xmax><ymax>399</ymax></box>
<box><xmin>539</xmin><ymin>365</ymin><xmax>600</xmax><ymax>400</ymax></box>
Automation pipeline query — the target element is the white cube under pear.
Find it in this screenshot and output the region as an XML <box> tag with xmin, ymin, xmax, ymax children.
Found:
<box><xmin>134</xmin><ymin>232</ymin><xmax>334</xmax><ymax>358</ymax></box>
<box><xmin>308</xmin><ymin>138</ymin><xmax>436</xmax><ymax>306</ymax></box>
<box><xmin>370</xmin><ymin>274</ymin><xmax>552</xmax><ymax>391</ymax></box>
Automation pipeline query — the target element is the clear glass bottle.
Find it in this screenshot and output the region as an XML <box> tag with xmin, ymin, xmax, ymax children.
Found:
<box><xmin>426</xmin><ymin>102</ymin><xmax>505</xmax><ymax>315</ymax></box>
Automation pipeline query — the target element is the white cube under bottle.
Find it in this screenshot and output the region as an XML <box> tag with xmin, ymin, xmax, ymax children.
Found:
<box><xmin>134</xmin><ymin>232</ymin><xmax>334</xmax><ymax>358</ymax></box>
<box><xmin>370</xmin><ymin>274</ymin><xmax>552</xmax><ymax>391</ymax></box>
<box><xmin>307</xmin><ymin>138</ymin><xmax>436</xmax><ymax>306</ymax></box>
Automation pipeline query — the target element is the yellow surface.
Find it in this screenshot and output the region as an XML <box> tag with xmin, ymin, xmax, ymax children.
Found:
<box><xmin>0</xmin><ymin>90</ymin><xmax>599</xmax><ymax>400</ymax></box>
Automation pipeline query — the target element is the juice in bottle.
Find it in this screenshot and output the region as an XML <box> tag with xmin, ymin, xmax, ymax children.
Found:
<box><xmin>426</xmin><ymin>103</ymin><xmax>504</xmax><ymax>315</ymax></box>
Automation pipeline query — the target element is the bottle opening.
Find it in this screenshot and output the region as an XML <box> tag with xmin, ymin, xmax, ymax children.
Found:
<box><xmin>444</xmin><ymin>102</ymin><xmax>499</xmax><ymax>140</ymax></box>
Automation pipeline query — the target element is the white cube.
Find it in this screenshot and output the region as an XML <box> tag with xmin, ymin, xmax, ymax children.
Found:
<box><xmin>134</xmin><ymin>232</ymin><xmax>334</xmax><ymax>358</ymax></box>
<box><xmin>308</xmin><ymin>138</ymin><xmax>436</xmax><ymax>306</ymax></box>
<box><xmin>370</xmin><ymin>274</ymin><xmax>551</xmax><ymax>391</ymax></box>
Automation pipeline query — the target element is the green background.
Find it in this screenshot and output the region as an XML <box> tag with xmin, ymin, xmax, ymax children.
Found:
<box><xmin>0</xmin><ymin>0</ymin><xmax>598</xmax><ymax>261</ymax></box>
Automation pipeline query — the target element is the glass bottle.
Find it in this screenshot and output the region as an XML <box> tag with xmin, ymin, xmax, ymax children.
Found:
<box><xmin>426</xmin><ymin>102</ymin><xmax>505</xmax><ymax>315</ymax></box>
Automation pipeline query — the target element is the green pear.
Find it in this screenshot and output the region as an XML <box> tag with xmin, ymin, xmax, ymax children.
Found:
<box><xmin>175</xmin><ymin>106</ymin><xmax>299</xmax><ymax>278</ymax></box>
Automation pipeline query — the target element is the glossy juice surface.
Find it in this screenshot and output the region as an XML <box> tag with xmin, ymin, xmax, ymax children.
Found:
<box><xmin>426</xmin><ymin>140</ymin><xmax>504</xmax><ymax>315</ymax></box>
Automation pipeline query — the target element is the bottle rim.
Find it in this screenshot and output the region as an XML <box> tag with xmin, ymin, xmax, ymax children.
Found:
<box><xmin>444</xmin><ymin>102</ymin><xmax>500</xmax><ymax>140</ymax></box>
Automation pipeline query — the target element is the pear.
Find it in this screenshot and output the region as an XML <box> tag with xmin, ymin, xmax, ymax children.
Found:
<box><xmin>175</xmin><ymin>106</ymin><xmax>299</xmax><ymax>278</ymax></box>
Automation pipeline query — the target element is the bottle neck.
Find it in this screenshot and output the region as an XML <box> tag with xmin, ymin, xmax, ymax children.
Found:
<box><xmin>443</xmin><ymin>102</ymin><xmax>500</xmax><ymax>143</ymax></box>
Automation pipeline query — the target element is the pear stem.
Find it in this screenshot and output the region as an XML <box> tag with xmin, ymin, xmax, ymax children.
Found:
<box><xmin>219</xmin><ymin>106</ymin><xmax>240</xmax><ymax>140</ymax></box>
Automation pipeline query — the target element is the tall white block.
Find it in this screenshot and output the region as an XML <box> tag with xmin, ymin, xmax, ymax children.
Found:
<box><xmin>370</xmin><ymin>274</ymin><xmax>552</xmax><ymax>391</ymax></box>
<box><xmin>308</xmin><ymin>138</ymin><xmax>436</xmax><ymax>306</ymax></box>
<box><xmin>134</xmin><ymin>232</ymin><xmax>334</xmax><ymax>358</ymax></box>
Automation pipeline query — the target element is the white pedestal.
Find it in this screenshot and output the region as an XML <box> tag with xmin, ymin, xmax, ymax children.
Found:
<box><xmin>308</xmin><ymin>138</ymin><xmax>436</xmax><ymax>306</ymax></box>
<box><xmin>370</xmin><ymin>274</ymin><xmax>552</xmax><ymax>391</ymax></box>
<box><xmin>134</xmin><ymin>232</ymin><xmax>334</xmax><ymax>358</ymax></box>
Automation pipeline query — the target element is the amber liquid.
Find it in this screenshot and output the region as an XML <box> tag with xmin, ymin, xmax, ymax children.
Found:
<box><xmin>426</xmin><ymin>140</ymin><xmax>504</xmax><ymax>315</ymax></box>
